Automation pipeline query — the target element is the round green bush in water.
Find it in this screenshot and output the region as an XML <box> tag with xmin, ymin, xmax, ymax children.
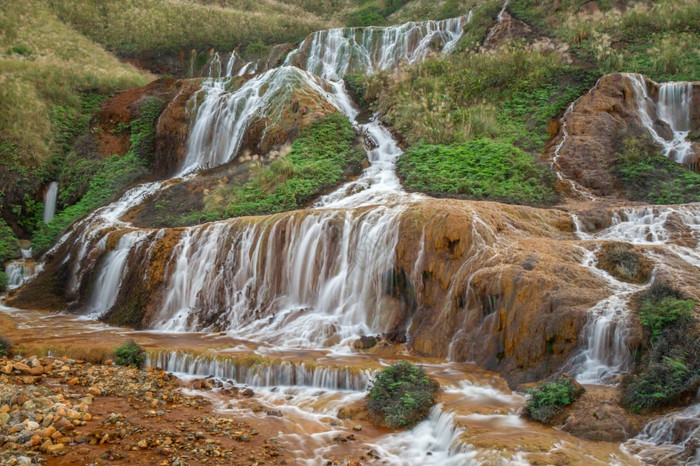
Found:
<box><xmin>114</xmin><ymin>340</ymin><xmax>145</xmax><ymax>368</ymax></box>
<box><xmin>367</xmin><ymin>361</ymin><xmax>439</xmax><ymax>429</ymax></box>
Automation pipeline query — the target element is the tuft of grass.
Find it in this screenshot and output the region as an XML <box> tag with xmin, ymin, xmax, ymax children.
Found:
<box><xmin>596</xmin><ymin>243</ymin><xmax>652</xmax><ymax>284</ymax></box>
<box><xmin>397</xmin><ymin>139</ymin><xmax>558</xmax><ymax>205</ymax></box>
<box><xmin>0</xmin><ymin>336</ymin><xmax>11</xmax><ymax>357</ymax></box>
<box><xmin>524</xmin><ymin>376</ymin><xmax>582</xmax><ymax>424</ymax></box>
<box><xmin>367</xmin><ymin>361</ymin><xmax>439</xmax><ymax>429</ymax></box>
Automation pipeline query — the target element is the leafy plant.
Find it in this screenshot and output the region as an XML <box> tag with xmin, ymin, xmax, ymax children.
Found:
<box><xmin>114</xmin><ymin>340</ymin><xmax>145</xmax><ymax>368</ymax></box>
<box><xmin>367</xmin><ymin>361</ymin><xmax>439</xmax><ymax>429</ymax></box>
<box><xmin>524</xmin><ymin>377</ymin><xmax>581</xmax><ymax>423</ymax></box>
<box><xmin>640</xmin><ymin>297</ymin><xmax>695</xmax><ymax>341</ymax></box>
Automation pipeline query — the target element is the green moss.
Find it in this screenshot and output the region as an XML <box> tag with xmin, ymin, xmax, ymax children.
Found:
<box><xmin>524</xmin><ymin>377</ymin><xmax>581</xmax><ymax>424</ymax></box>
<box><xmin>614</xmin><ymin>135</ymin><xmax>700</xmax><ymax>205</ymax></box>
<box><xmin>396</xmin><ymin>139</ymin><xmax>557</xmax><ymax>205</ymax></box>
<box><xmin>367</xmin><ymin>361</ymin><xmax>439</xmax><ymax>429</ymax></box>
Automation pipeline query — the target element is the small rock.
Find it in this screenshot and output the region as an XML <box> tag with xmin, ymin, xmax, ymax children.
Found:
<box><xmin>241</xmin><ymin>388</ymin><xmax>254</xmax><ymax>397</ymax></box>
<box><xmin>13</xmin><ymin>363</ymin><xmax>31</xmax><ymax>373</ymax></box>
<box><xmin>353</xmin><ymin>425</ymin><xmax>362</xmax><ymax>431</ymax></box>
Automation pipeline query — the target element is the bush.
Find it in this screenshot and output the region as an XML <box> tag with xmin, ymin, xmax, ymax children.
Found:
<box><xmin>396</xmin><ymin>139</ymin><xmax>557</xmax><ymax>205</ymax></box>
<box><xmin>114</xmin><ymin>340</ymin><xmax>145</xmax><ymax>368</ymax></box>
<box><xmin>524</xmin><ymin>376</ymin><xmax>582</xmax><ymax>424</ymax></box>
<box><xmin>0</xmin><ymin>336</ymin><xmax>11</xmax><ymax>357</ymax></box>
<box><xmin>367</xmin><ymin>361</ymin><xmax>439</xmax><ymax>429</ymax></box>
<box><xmin>640</xmin><ymin>297</ymin><xmax>695</xmax><ymax>341</ymax></box>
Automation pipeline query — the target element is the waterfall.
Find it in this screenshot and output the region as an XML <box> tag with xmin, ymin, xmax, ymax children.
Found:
<box><xmin>147</xmin><ymin>351</ymin><xmax>374</xmax><ymax>391</ymax></box>
<box><xmin>285</xmin><ymin>14</ymin><xmax>471</xmax><ymax>80</ymax></box>
<box><xmin>153</xmin><ymin>205</ymin><xmax>404</xmax><ymax>346</ymax></box>
<box><xmin>84</xmin><ymin>231</ymin><xmax>149</xmax><ymax>319</ymax></box>
<box><xmin>626</xmin><ymin>74</ymin><xmax>695</xmax><ymax>166</ymax></box>
<box><xmin>623</xmin><ymin>402</ymin><xmax>700</xmax><ymax>464</ymax></box>
<box><xmin>566</xmin><ymin>248</ymin><xmax>643</xmax><ymax>384</ymax></box>
<box><xmin>42</xmin><ymin>181</ymin><xmax>58</xmax><ymax>223</ymax></box>
<box><xmin>179</xmin><ymin>66</ymin><xmax>344</xmax><ymax>175</ymax></box>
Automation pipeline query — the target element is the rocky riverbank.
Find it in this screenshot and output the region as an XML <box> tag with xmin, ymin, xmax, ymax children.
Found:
<box><xmin>0</xmin><ymin>356</ymin><xmax>289</xmax><ymax>465</ymax></box>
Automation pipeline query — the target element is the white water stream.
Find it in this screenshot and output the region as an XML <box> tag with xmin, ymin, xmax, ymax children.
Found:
<box><xmin>42</xmin><ymin>181</ymin><xmax>58</xmax><ymax>224</ymax></box>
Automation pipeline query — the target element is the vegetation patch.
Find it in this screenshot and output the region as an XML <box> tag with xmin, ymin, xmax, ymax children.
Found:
<box><xmin>0</xmin><ymin>336</ymin><xmax>11</xmax><ymax>358</ymax></box>
<box><xmin>595</xmin><ymin>243</ymin><xmax>652</xmax><ymax>284</ymax></box>
<box><xmin>188</xmin><ymin>113</ymin><xmax>364</xmax><ymax>222</ymax></box>
<box><xmin>614</xmin><ymin>136</ymin><xmax>700</xmax><ymax>205</ymax></box>
<box><xmin>524</xmin><ymin>376</ymin><xmax>583</xmax><ymax>424</ymax></box>
<box><xmin>623</xmin><ymin>283</ymin><xmax>700</xmax><ymax>412</ymax></box>
<box><xmin>367</xmin><ymin>361</ymin><xmax>439</xmax><ymax>429</ymax></box>
<box><xmin>31</xmin><ymin>99</ymin><xmax>163</xmax><ymax>252</ymax></box>
<box><xmin>396</xmin><ymin>139</ymin><xmax>557</xmax><ymax>205</ymax></box>
<box><xmin>115</xmin><ymin>340</ymin><xmax>146</xmax><ymax>368</ymax></box>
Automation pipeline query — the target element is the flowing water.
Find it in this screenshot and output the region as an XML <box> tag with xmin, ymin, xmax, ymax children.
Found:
<box><xmin>626</xmin><ymin>73</ymin><xmax>696</xmax><ymax>167</ymax></box>
<box><xmin>42</xmin><ymin>181</ymin><xmax>58</xmax><ymax>223</ymax></box>
<box><xmin>3</xmin><ymin>11</ymin><xmax>700</xmax><ymax>465</ymax></box>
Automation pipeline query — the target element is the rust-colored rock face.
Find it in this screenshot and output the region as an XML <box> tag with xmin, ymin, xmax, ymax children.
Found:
<box><xmin>393</xmin><ymin>201</ymin><xmax>607</xmax><ymax>385</ymax></box>
<box><xmin>548</xmin><ymin>73</ymin><xmax>700</xmax><ymax>197</ymax></box>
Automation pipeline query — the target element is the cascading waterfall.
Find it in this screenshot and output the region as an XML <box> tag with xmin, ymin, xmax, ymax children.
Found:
<box><xmin>179</xmin><ymin>66</ymin><xmax>345</xmax><ymax>175</ymax></box>
<box><xmin>285</xmin><ymin>14</ymin><xmax>470</xmax><ymax>80</ymax></box>
<box><xmin>153</xmin><ymin>206</ymin><xmax>404</xmax><ymax>346</ymax></box>
<box><xmin>42</xmin><ymin>181</ymin><xmax>58</xmax><ymax>224</ymax></box>
<box><xmin>626</xmin><ymin>73</ymin><xmax>695</xmax><ymax>166</ymax></box>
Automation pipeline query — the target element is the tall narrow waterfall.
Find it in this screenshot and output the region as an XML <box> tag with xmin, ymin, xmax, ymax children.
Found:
<box><xmin>627</xmin><ymin>74</ymin><xmax>695</xmax><ymax>165</ymax></box>
<box><xmin>42</xmin><ymin>181</ymin><xmax>58</xmax><ymax>223</ymax></box>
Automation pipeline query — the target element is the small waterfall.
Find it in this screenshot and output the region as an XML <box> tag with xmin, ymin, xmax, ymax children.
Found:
<box><xmin>285</xmin><ymin>14</ymin><xmax>470</xmax><ymax>80</ymax></box>
<box><xmin>626</xmin><ymin>74</ymin><xmax>695</xmax><ymax>166</ymax></box>
<box><xmin>484</xmin><ymin>0</ymin><xmax>509</xmax><ymax>44</ymax></box>
<box><xmin>147</xmin><ymin>351</ymin><xmax>373</xmax><ymax>391</ymax></box>
<box><xmin>84</xmin><ymin>231</ymin><xmax>148</xmax><ymax>319</ymax></box>
<box><xmin>623</xmin><ymin>402</ymin><xmax>700</xmax><ymax>464</ymax></box>
<box><xmin>566</xmin><ymin>247</ymin><xmax>644</xmax><ymax>384</ymax></box>
<box><xmin>371</xmin><ymin>405</ymin><xmax>477</xmax><ymax>465</ymax></box>
<box><xmin>42</xmin><ymin>181</ymin><xmax>58</xmax><ymax>223</ymax></box>
<box><xmin>208</xmin><ymin>52</ymin><xmax>222</xmax><ymax>78</ymax></box>
<box><xmin>4</xmin><ymin>247</ymin><xmax>35</xmax><ymax>290</ymax></box>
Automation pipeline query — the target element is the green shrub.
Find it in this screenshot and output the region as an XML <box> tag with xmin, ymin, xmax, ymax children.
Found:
<box><xmin>396</xmin><ymin>139</ymin><xmax>557</xmax><ymax>205</ymax></box>
<box><xmin>524</xmin><ymin>377</ymin><xmax>581</xmax><ymax>424</ymax></box>
<box><xmin>114</xmin><ymin>340</ymin><xmax>145</xmax><ymax>368</ymax></box>
<box><xmin>0</xmin><ymin>217</ymin><xmax>20</xmax><ymax>263</ymax></box>
<box><xmin>0</xmin><ymin>271</ymin><xmax>7</xmax><ymax>292</ymax></box>
<box><xmin>367</xmin><ymin>361</ymin><xmax>439</xmax><ymax>429</ymax></box>
<box><xmin>348</xmin><ymin>7</ymin><xmax>386</xmax><ymax>27</ymax></box>
<box><xmin>640</xmin><ymin>297</ymin><xmax>695</xmax><ymax>341</ymax></box>
<box><xmin>0</xmin><ymin>336</ymin><xmax>11</xmax><ymax>357</ymax></box>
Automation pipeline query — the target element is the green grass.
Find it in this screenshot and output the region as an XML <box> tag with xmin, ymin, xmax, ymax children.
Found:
<box><xmin>524</xmin><ymin>377</ymin><xmax>581</xmax><ymax>424</ymax></box>
<box><xmin>623</xmin><ymin>283</ymin><xmax>699</xmax><ymax>412</ymax></box>
<box><xmin>397</xmin><ymin>139</ymin><xmax>557</xmax><ymax>205</ymax></box>
<box><xmin>614</xmin><ymin>136</ymin><xmax>700</xmax><ymax>205</ymax></box>
<box><xmin>31</xmin><ymin>99</ymin><xmax>164</xmax><ymax>252</ymax></box>
<box><xmin>191</xmin><ymin>113</ymin><xmax>364</xmax><ymax>221</ymax></box>
<box><xmin>367</xmin><ymin>361</ymin><xmax>439</xmax><ymax>429</ymax></box>
<box><xmin>509</xmin><ymin>0</ymin><xmax>700</xmax><ymax>82</ymax></box>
